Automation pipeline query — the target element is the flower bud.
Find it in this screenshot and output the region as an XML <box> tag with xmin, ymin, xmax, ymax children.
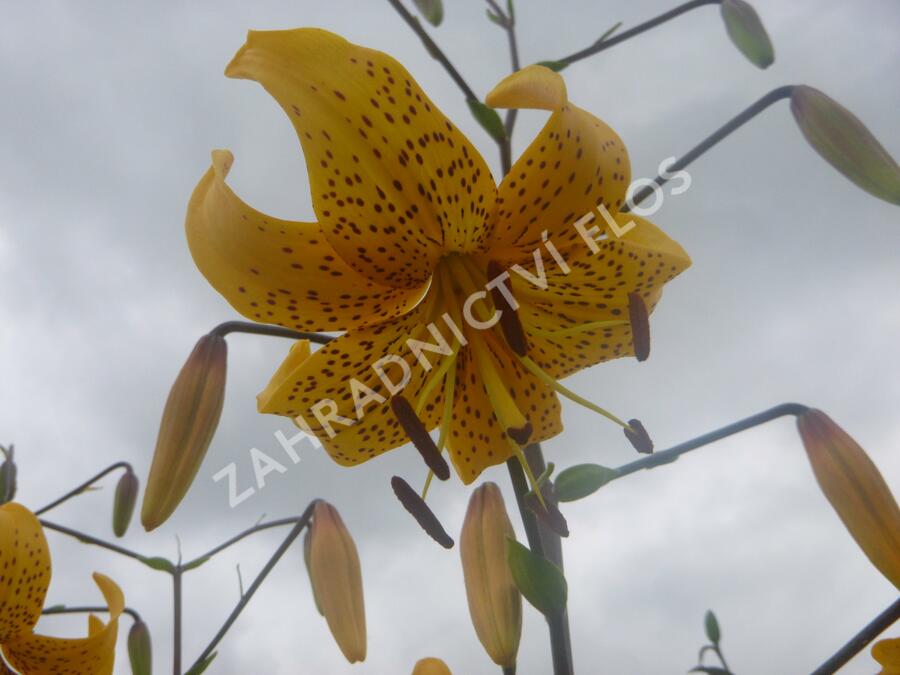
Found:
<box><xmin>112</xmin><ymin>470</ymin><xmax>139</xmax><ymax>537</ymax></box>
<box><xmin>127</xmin><ymin>619</ymin><xmax>153</xmax><ymax>675</ymax></box>
<box><xmin>797</xmin><ymin>409</ymin><xmax>900</xmax><ymax>588</ymax></box>
<box><xmin>0</xmin><ymin>445</ymin><xmax>17</xmax><ymax>505</ymax></box>
<box><xmin>720</xmin><ymin>0</ymin><xmax>774</xmax><ymax>69</ymax></box>
<box><xmin>412</xmin><ymin>657</ymin><xmax>452</xmax><ymax>675</ymax></box>
<box><xmin>460</xmin><ymin>482</ymin><xmax>522</xmax><ymax>668</ymax></box>
<box><xmin>308</xmin><ymin>501</ymin><xmax>366</xmax><ymax>663</ymax></box>
<box><xmin>141</xmin><ymin>333</ymin><xmax>227</xmax><ymax>531</ymax></box>
<box><xmin>791</xmin><ymin>86</ymin><xmax>900</xmax><ymax>206</ymax></box>
<box><xmin>303</xmin><ymin>528</ymin><xmax>324</xmax><ymax>616</ymax></box>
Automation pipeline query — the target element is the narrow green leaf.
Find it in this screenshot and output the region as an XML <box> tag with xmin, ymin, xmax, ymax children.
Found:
<box><xmin>466</xmin><ymin>99</ymin><xmax>507</xmax><ymax>143</ymax></box>
<box><xmin>554</xmin><ymin>464</ymin><xmax>619</xmax><ymax>502</ymax></box>
<box><xmin>704</xmin><ymin>610</ymin><xmax>721</xmax><ymax>645</ymax></box>
<box><xmin>138</xmin><ymin>556</ymin><xmax>176</xmax><ymax>573</ymax></box>
<box><xmin>506</xmin><ymin>538</ymin><xmax>567</xmax><ymax>616</ymax></box>
<box><xmin>182</xmin><ymin>555</ymin><xmax>210</xmax><ymax>571</ymax></box>
<box><xmin>486</xmin><ymin>9</ymin><xmax>505</xmax><ymax>27</ymax></box>
<box><xmin>185</xmin><ymin>653</ymin><xmax>217</xmax><ymax>675</ymax></box>
<box><xmin>413</xmin><ymin>0</ymin><xmax>443</xmax><ymax>27</ymax></box>
<box><xmin>535</xmin><ymin>60</ymin><xmax>568</xmax><ymax>73</ymax></box>
<box><xmin>689</xmin><ymin>667</ymin><xmax>732</xmax><ymax>675</ymax></box>
<box><xmin>720</xmin><ymin>0</ymin><xmax>774</xmax><ymax>69</ymax></box>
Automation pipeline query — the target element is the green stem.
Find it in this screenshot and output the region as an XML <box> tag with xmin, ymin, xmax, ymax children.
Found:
<box><xmin>173</xmin><ymin>568</ymin><xmax>183</xmax><ymax>674</ymax></box>
<box><xmin>211</xmin><ymin>320</ymin><xmax>333</xmax><ymax>344</ymax></box>
<box><xmin>182</xmin><ymin>515</ymin><xmax>315</xmax><ymax>569</ymax></box>
<box><xmin>554</xmin><ymin>0</ymin><xmax>722</xmax><ymax>68</ymax></box>
<box><xmin>34</xmin><ymin>462</ymin><xmax>133</xmax><ymax>516</ymax></box>
<box><xmin>42</xmin><ymin>604</ymin><xmax>143</xmax><ymax>624</ymax></box>
<box><xmin>39</xmin><ymin>519</ymin><xmax>149</xmax><ymax>564</ymax></box>
<box><xmin>810</xmin><ymin>596</ymin><xmax>900</xmax><ymax>675</ymax></box>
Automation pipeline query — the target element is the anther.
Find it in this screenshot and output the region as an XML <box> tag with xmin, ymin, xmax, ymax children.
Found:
<box><xmin>507</xmin><ymin>421</ymin><xmax>533</xmax><ymax>446</ymax></box>
<box><xmin>391</xmin><ymin>396</ymin><xmax>451</xmax><ymax>480</ymax></box>
<box><xmin>391</xmin><ymin>475</ymin><xmax>454</xmax><ymax>548</ymax></box>
<box><xmin>628</xmin><ymin>292</ymin><xmax>650</xmax><ymax>362</ymax></box>
<box><xmin>525</xmin><ymin>484</ymin><xmax>569</xmax><ymax>538</ymax></box>
<box><xmin>624</xmin><ymin>418</ymin><xmax>654</xmax><ymax>454</ymax></box>
<box><xmin>487</xmin><ymin>260</ymin><xmax>528</xmax><ymax>356</ymax></box>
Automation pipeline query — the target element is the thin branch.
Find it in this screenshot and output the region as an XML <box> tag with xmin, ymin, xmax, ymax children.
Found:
<box><xmin>810</xmin><ymin>596</ymin><xmax>900</xmax><ymax>675</ymax></box>
<box><xmin>554</xmin><ymin>0</ymin><xmax>722</xmax><ymax>68</ymax></box>
<box><xmin>182</xmin><ymin>515</ymin><xmax>314</xmax><ymax>568</ymax></box>
<box><xmin>623</xmin><ymin>86</ymin><xmax>796</xmax><ymax>210</ymax></box>
<box><xmin>40</xmin><ymin>519</ymin><xmax>149</xmax><ymax>564</ymax></box>
<box><xmin>211</xmin><ymin>320</ymin><xmax>333</xmax><ymax>344</ymax></box>
<box><xmin>486</xmin><ymin>0</ymin><xmax>522</xmax><ymax>153</ymax></box>
<box><xmin>42</xmin><ymin>604</ymin><xmax>143</xmax><ymax>624</ymax></box>
<box><xmin>186</xmin><ymin>500</ymin><xmax>319</xmax><ymax>671</ymax></box>
<box><xmin>34</xmin><ymin>461</ymin><xmax>133</xmax><ymax>516</ymax></box>
<box><xmin>173</xmin><ymin>569</ymin><xmax>183</xmax><ymax>674</ymax></box>
<box><xmin>385</xmin><ymin>0</ymin><xmax>479</xmax><ymax>101</ymax></box>
<box><xmin>613</xmin><ymin>403</ymin><xmax>809</xmax><ymax>477</ymax></box>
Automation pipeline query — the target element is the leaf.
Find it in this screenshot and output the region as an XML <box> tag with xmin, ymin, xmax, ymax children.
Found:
<box><xmin>689</xmin><ymin>667</ymin><xmax>732</xmax><ymax>675</ymax></box>
<box><xmin>182</xmin><ymin>555</ymin><xmax>210</xmax><ymax>571</ymax></box>
<box><xmin>486</xmin><ymin>9</ymin><xmax>506</xmax><ymax>27</ymax></box>
<box><xmin>185</xmin><ymin>652</ymin><xmax>217</xmax><ymax>675</ymax></box>
<box><xmin>704</xmin><ymin>610</ymin><xmax>721</xmax><ymax>645</ymax></box>
<box><xmin>138</xmin><ymin>556</ymin><xmax>176</xmax><ymax>573</ymax></box>
<box><xmin>412</xmin><ymin>0</ymin><xmax>443</xmax><ymax>27</ymax></box>
<box><xmin>506</xmin><ymin>538</ymin><xmax>567</xmax><ymax>616</ymax></box>
<box><xmin>535</xmin><ymin>60</ymin><xmax>568</xmax><ymax>73</ymax></box>
<box><xmin>466</xmin><ymin>99</ymin><xmax>507</xmax><ymax>143</ymax></box>
<box><xmin>554</xmin><ymin>464</ymin><xmax>619</xmax><ymax>502</ymax></box>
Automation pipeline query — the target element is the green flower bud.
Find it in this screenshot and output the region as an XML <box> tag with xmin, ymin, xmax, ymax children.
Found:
<box><xmin>113</xmin><ymin>470</ymin><xmax>139</xmax><ymax>537</ymax></box>
<box><xmin>141</xmin><ymin>333</ymin><xmax>227</xmax><ymax>531</ymax></box>
<box><xmin>0</xmin><ymin>445</ymin><xmax>17</xmax><ymax>505</ymax></box>
<box><xmin>720</xmin><ymin>0</ymin><xmax>774</xmax><ymax>69</ymax></box>
<box><xmin>127</xmin><ymin>619</ymin><xmax>153</xmax><ymax>675</ymax></box>
<box><xmin>791</xmin><ymin>86</ymin><xmax>900</xmax><ymax>206</ymax></box>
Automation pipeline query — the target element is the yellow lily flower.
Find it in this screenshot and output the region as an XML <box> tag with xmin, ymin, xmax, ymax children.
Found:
<box><xmin>0</xmin><ymin>503</ymin><xmax>124</xmax><ymax>675</ymax></box>
<box><xmin>874</xmin><ymin>637</ymin><xmax>900</xmax><ymax>674</ymax></box>
<box><xmin>186</xmin><ymin>29</ymin><xmax>691</xmax><ymax>483</ymax></box>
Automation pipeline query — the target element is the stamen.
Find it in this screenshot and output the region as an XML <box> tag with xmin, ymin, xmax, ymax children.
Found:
<box><xmin>415</xmin><ymin>348</ymin><xmax>459</xmax><ymax>415</ymax></box>
<box><xmin>472</xmin><ymin>337</ymin><xmax>529</xmax><ymax>433</ymax></box>
<box><xmin>519</xmin><ymin>355</ymin><xmax>630</xmax><ymax>429</ymax></box>
<box><xmin>628</xmin><ymin>292</ymin><xmax>650</xmax><ymax>362</ymax></box>
<box><xmin>487</xmin><ymin>260</ymin><xmax>528</xmax><ymax>356</ymax></box>
<box><xmin>421</xmin><ymin>469</ymin><xmax>435</xmax><ymax>500</ymax></box>
<box><xmin>391</xmin><ymin>475</ymin><xmax>454</xmax><ymax>548</ymax></box>
<box><xmin>623</xmin><ymin>418</ymin><xmax>654</xmax><ymax>454</ymax></box>
<box><xmin>506</xmin><ymin>436</ymin><xmax>547</xmax><ymax>510</ymax></box>
<box><xmin>507</xmin><ymin>421</ymin><xmax>533</xmax><ymax>445</ymax></box>
<box><xmin>390</xmin><ymin>396</ymin><xmax>451</xmax><ymax>481</ymax></box>
<box><xmin>524</xmin><ymin>318</ymin><xmax>629</xmax><ymax>339</ymax></box>
<box><xmin>525</xmin><ymin>486</ymin><xmax>569</xmax><ymax>538</ymax></box>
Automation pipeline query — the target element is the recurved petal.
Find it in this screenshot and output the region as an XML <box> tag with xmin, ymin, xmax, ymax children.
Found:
<box><xmin>225</xmin><ymin>28</ymin><xmax>497</xmax><ymax>287</ymax></box>
<box><xmin>186</xmin><ymin>150</ymin><xmax>426</xmax><ymax>332</ymax></box>
<box><xmin>0</xmin><ymin>503</ymin><xmax>51</xmax><ymax>641</ymax></box>
<box><xmin>257</xmin><ymin>295</ymin><xmax>444</xmax><ymax>468</ymax></box>
<box><xmin>485</xmin><ymin>66</ymin><xmax>631</xmax><ymax>264</ymax></box>
<box><xmin>2</xmin><ymin>573</ymin><xmax>123</xmax><ymax>675</ymax></box>
<box><xmin>448</xmin><ymin>335</ymin><xmax>561</xmax><ymax>484</ymax></box>
<box><xmin>873</xmin><ymin>637</ymin><xmax>900</xmax><ymax>675</ymax></box>
<box><xmin>514</xmin><ymin>213</ymin><xmax>691</xmax><ymax>379</ymax></box>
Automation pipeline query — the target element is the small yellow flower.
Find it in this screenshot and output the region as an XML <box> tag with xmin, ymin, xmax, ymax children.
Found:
<box><xmin>412</xmin><ymin>657</ymin><xmax>453</xmax><ymax>675</ymax></box>
<box><xmin>187</xmin><ymin>29</ymin><xmax>690</xmax><ymax>483</ymax></box>
<box><xmin>0</xmin><ymin>503</ymin><xmax>124</xmax><ymax>674</ymax></box>
<box><xmin>873</xmin><ymin>637</ymin><xmax>900</xmax><ymax>674</ymax></box>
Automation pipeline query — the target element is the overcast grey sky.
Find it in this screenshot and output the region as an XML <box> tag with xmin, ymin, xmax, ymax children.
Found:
<box><xmin>1</xmin><ymin>1</ymin><xmax>899</xmax><ymax>673</ymax></box>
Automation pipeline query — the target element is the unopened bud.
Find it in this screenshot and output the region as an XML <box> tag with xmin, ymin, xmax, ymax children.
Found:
<box><xmin>720</xmin><ymin>0</ymin><xmax>774</xmax><ymax>69</ymax></box>
<box><xmin>412</xmin><ymin>657</ymin><xmax>452</xmax><ymax>675</ymax></box>
<box><xmin>460</xmin><ymin>483</ymin><xmax>522</xmax><ymax>668</ymax></box>
<box><xmin>797</xmin><ymin>409</ymin><xmax>900</xmax><ymax>588</ymax></box>
<box><xmin>113</xmin><ymin>470</ymin><xmax>139</xmax><ymax>537</ymax></box>
<box><xmin>303</xmin><ymin>528</ymin><xmax>324</xmax><ymax>616</ymax></box>
<box><xmin>141</xmin><ymin>333</ymin><xmax>227</xmax><ymax>531</ymax></box>
<box><xmin>127</xmin><ymin>619</ymin><xmax>152</xmax><ymax>675</ymax></box>
<box><xmin>308</xmin><ymin>501</ymin><xmax>367</xmax><ymax>663</ymax></box>
<box><xmin>0</xmin><ymin>445</ymin><xmax>17</xmax><ymax>505</ymax></box>
<box><xmin>791</xmin><ymin>86</ymin><xmax>900</xmax><ymax>206</ymax></box>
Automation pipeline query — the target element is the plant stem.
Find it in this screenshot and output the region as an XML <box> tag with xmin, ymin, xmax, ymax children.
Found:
<box><xmin>34</xmin><ymin>461</ymin><xmax>133</xmax><ymax>516</ymax></box>
<box><xmin>172</xmin><ymin>568</ymin><xmax>183</xmax><ymax>674</ymax></box>
<box><xmin>186</xmin><ymin>500</ymin><xmax>318</xmax><ymax>671</ymax></box>
<box><xmin>507</xmin><ymin>447</ymin><xmax>574</xmax><ymax>675</ymax></box>
<box><xmin>554</xmin><ymin>0</ymin><xmax>722</xmax><ymax>68</ymax></box>
<box><xmin>211</xmin><ymin>320</ymin><xmax>333</xmax><ymax>344</ymax></box>
<box><xmin>485</xmin><ymin>0</ymin><xmax>521</xmax><ymax>169</ymax></box>
<box><xmin>810</xmin><ymin>596</ymin><xmax>900</xmax><ymax>675</ymax></box>
<box><xmin>39</xmin><ymin>519</ymin><xmax>149</xmax><ymax>564</ymax></box>
<box><xmin>623</xmin><ymin>86</ymin><xmax>795</xmax><ymax>210</ymax></box>
<box><xmin>42</xmin><ymin>604</ymin><xmax>143</xmax><ymax>623</ymax></box>
<box><xmin>384</xmin><ymin>0</ymin><xmax>479</xmax><ymax>101</ymax></box>
<box><xmin>613</xmin><ymin>402</ymin><xmax>809</xmax><ymax>477</ymax></box>
<box><xmin>182</xmin><ymin>515</ymin><xmax>314</xmax><ymax>568</ymax></box>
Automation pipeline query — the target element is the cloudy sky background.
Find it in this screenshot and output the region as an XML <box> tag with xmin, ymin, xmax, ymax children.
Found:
<box><xmin>2</xmin><ymin>0</ymin><xmax>899</xmax><ymax>673</ymax></box>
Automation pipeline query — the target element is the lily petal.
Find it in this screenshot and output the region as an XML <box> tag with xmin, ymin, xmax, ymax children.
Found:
<box><xmin>515</xmin><ymin>214</ymin><xmax>691</xmax><ymax>379</ymax></box>
<box><xmin>186</xmin><ymin>150</ymin><xmax>426</xmax><ymax>332</ymax></box>
<box><xmin>873</xmin><ymin>637</ymin><xmax>900</xmax><ymax>674</ymax></box>
<box><xmin>225</xmin><ymin>28</ymin><xmax>497</xmax><ymax>287</ymax></box>
<box><xmin>258</xmin><ymin>298</ymin><xmax>444</xmax><ymax>467</ymax></box>
<box><xmin>0</xmin><ymin>503</ymin><xmax>51</xmax><ymax>641</ymax></box>
<box><xmin>448</xmin><ymin>335</ymin><xmax>561</xmax><ymax>484</ymax></box>
<box><xmin>2</xmin><ymin>573</ymin><xmax>123</xmax><ymax>675</ymax></box>
<box><xmin>485</xmin><ymin>65</ymin><xmax>631</xmax><ymax>264</ymax></box>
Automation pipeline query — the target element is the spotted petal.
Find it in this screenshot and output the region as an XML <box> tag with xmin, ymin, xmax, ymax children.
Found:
<box><xmin>186</xmin><ymin>150</ymin><xmax>426</xmax><ymax>332</ymax></box>
<box><xmin>2</xmin><ymin>573</ymin><xmax>123</xmax><ymax>675</ymax></box>
<box><xmin>0</xmin><ymin>504</ymin><xmax>51</xmax><ymax>642</ymax></box>
<box><xmin>225</xmin><ymin>28</ymin><xmax>497</xmax><ymax>288</ymax></box>
<box><xmin>485</xmin><ymin>65</ymin><xmax>631</xmax><ymax>265</ymax></box>
<box><xmin>514</xmin><ymin>214</ymin><xmax>691</xmax><ymax>379</ymax></box>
